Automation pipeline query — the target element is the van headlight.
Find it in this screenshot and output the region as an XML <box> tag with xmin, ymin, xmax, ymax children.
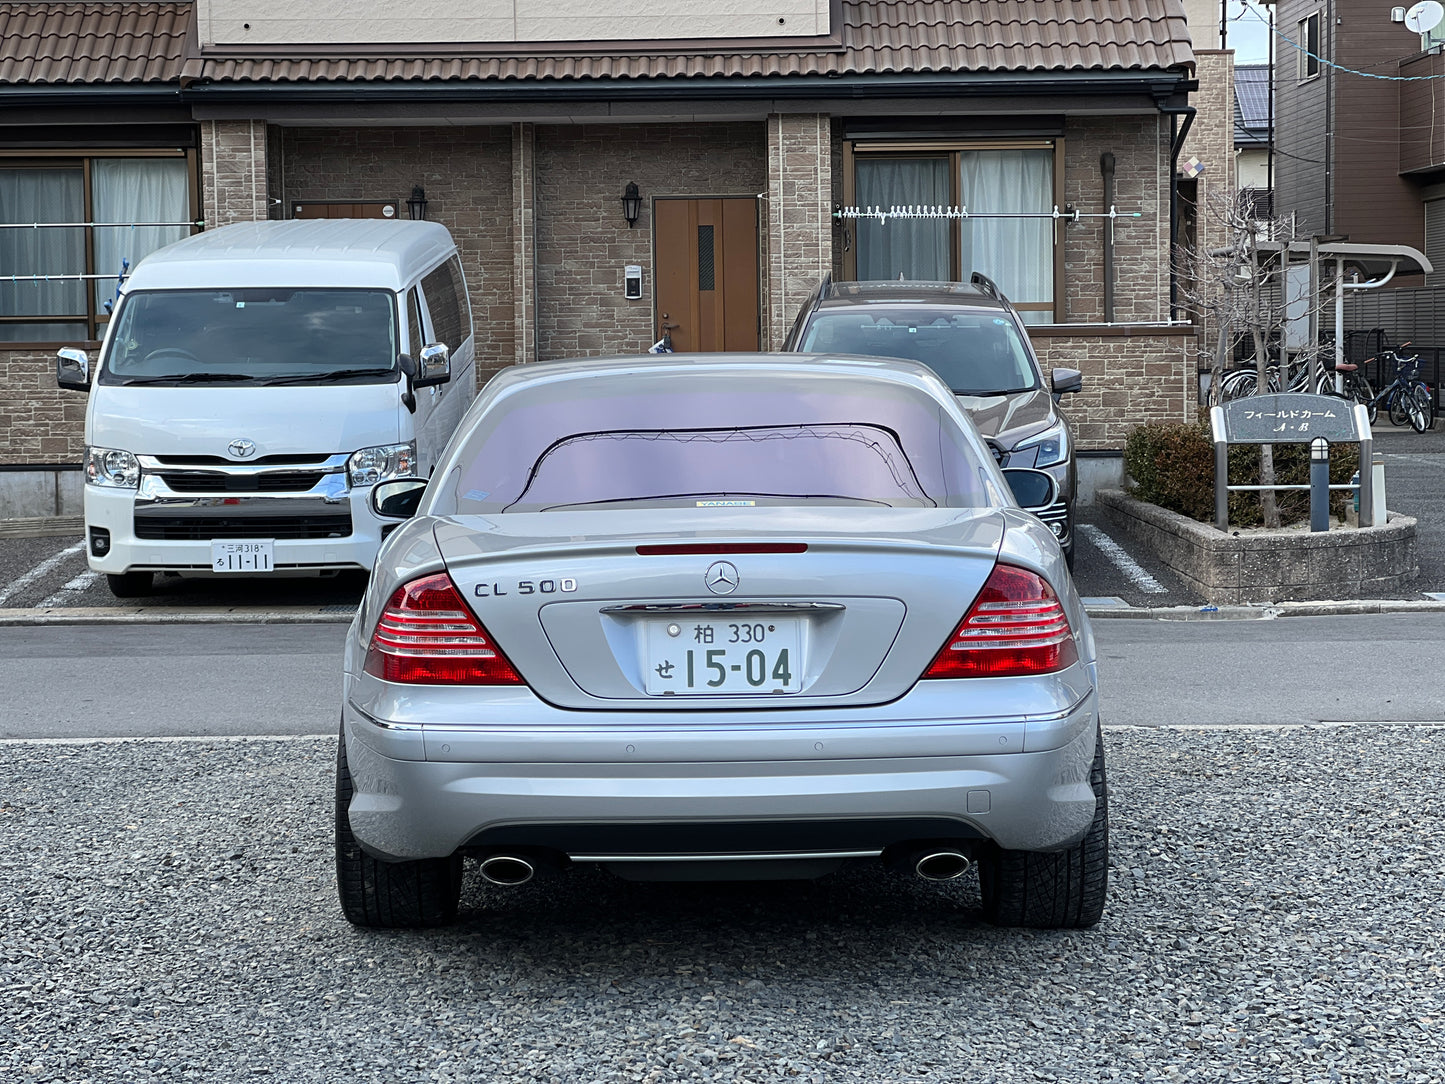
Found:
<box><xmin>1015</xmin><ymin>423</ymin><xmax>1069</xmax><ymax>469</ymax></box>
<box><xmin>85</xmin><ymin>446</ymin><xmax>140</xmax><ymax>488</ymax></box>
<box><xmin>348</xmin><ymin>441</ymin><xmax>417</xmax><ymax>487</ymax></box>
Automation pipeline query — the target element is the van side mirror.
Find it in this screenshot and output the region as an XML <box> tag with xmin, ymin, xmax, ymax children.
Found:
<box><xmin>1051</xmin><ymin>367</ymin><xmax>1082</xmax><ymax>396</ymax></box>
<box><xmin>414</xmin><ymin>343</ymin><xmax>451</xmax><ymax>389</ymax></box>
<box><xmin>57</xmin><ymin>348</ymin><xmax>91</xmax><ymax>391</ymax></box>
<box><xmin>371</xmin><ymin>478</ymin><xmax>429</xmax><ymax>519</ymax></box>
<box><xmin>1001</xmin><ymin>467</ymin><xmax>1058</xmax><ymax>513</ymax></box>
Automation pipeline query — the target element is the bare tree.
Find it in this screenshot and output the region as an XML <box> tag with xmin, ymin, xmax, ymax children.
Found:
<box><xmin>1173</xmin><ymin>192</ymin><xmax>1336</xmax><ymax>528</ymax></box>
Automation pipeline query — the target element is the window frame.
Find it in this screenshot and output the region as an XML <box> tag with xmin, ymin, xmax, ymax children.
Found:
<box><xmin>841</xmin><ymin>139</ymin><xmax>1065</xmax><ymax>322</ymax></box>
<box><xmin>0</xmin><ymin>148</ymin><xmax>199</xmax><ymax>347</ymax></box>
<box><xmin>1298</xmin><ymin>12</ymin><xmax>1321</xmax><ymax>82</ymax></box>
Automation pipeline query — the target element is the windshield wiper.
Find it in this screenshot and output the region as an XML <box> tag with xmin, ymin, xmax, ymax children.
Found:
<box><xmin>119</xmin><ymin>372</ymin><xmax>261</xmax><ymax>385</ymax></box>
<box><xmin>262</xmin><ymin>368</ymin><xmax>397</xmax><ymax>386</ymax></box>
<box><xmin>954</xmin><ymin>385</ymin><xmax>1038</xmax><ymax>396</ymax></box>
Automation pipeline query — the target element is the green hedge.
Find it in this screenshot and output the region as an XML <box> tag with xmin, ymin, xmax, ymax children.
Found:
<box><xmin>1124</xmin><ymin>421</ymin><xmax>1359</xmax><ymax>527</ymax></box>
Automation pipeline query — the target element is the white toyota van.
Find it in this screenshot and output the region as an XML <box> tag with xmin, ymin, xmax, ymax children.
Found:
<box><xmin>56</xmin><ymin>219</ymin><xmax>475</xmax><ymax>597</ymax></box>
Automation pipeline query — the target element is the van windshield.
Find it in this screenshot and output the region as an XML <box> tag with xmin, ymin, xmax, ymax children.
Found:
<box><xmin>799</xmin><ymin>309</ymin><xmax>1040</xmax><ymax>396</ymax></box>
<box><xmin>99</xmin><ymin>288</ymin><xmax>399</xmax><ymax>387</ymax></box>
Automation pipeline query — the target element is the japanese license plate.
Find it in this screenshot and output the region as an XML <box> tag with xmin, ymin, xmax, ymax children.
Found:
<box><xmin>644</xmin><ymin>617</ymin><xmax>804</xmax><ymax>695</ymax></box>
<box><xmin>210</xmin><ymin>539</ymin><xmax>274</xmax><ymax>573</ymax></box>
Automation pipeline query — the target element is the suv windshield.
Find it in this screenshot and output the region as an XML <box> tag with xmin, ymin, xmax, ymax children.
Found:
<box><xmin>448</xmin><ymin>369</ymin><xmax>989</xmax><ymax>514</ymax></box>
<box><xmin>799</xmin><ymin>308</ymin><xmax>1039</xmax><ymax>396</ymax></box>
<box><xmin>100</xmin><ymin>288</ymin><xmax>398</xmax><ymax>386</ymax></box>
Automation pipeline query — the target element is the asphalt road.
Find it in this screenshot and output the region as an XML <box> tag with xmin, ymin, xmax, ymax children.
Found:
<box><xmin>3</xmin><ymin>614</ymin><xmax>1441</xmax><ymax>741</ymax></box>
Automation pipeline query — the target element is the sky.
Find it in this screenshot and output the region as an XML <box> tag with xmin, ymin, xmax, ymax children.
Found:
<box><xmin>1224</xmin><ymin>1</ymin><xmax>1273</xmax><ymax>65</ymax></box>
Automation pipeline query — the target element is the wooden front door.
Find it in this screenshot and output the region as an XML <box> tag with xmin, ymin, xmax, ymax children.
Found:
<box><xmin>654</xmin><ymin>198</ymin><xmax>759</xmax><ymax>352</ymax></box>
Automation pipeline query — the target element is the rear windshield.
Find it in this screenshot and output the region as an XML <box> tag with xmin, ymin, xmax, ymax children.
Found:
<box><xmin>99</xmin><ymin>288</ymin><xmax>398</xmax><ymax>387</ymax></box>
<box><xmin>798</xmin><ymin>308</ymin><xmax>1039</xmax><ymax>396</ymax></box>
<box><xmin>446</xmin><ymin>370</ymin><xmax>990</xmax><ymax>514</ymax></box>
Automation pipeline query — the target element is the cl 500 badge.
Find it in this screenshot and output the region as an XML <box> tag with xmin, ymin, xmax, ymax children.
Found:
<box><xmin>475</xmin><ymin>579</ymin><xmax>578</xmax><ymax>597</ymax></box>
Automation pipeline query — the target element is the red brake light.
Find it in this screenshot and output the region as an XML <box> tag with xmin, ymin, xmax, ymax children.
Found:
<box><xmin>922</xmin><ymin>564</ymin><xmax>1079</xmax><ymax>679</ymax></box>
<box><xmin>363</xmin><ymin>573</ymin><xmax>523</xmax><ymax>685</ymax></box>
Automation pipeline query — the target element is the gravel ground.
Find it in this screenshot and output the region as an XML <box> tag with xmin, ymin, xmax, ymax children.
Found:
<box><xmin>2</xmin><ymin>727</ymin><xmax>1442</xmax><ymax>1084</ymax></box>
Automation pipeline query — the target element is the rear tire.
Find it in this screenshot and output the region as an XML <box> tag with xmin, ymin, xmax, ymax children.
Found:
<box><xmin>105</xmin><ymin>571</ymin><xmax>154</xmax><ymax>598</ymax></box>
<box><xmin>335</xmin><ymin>727</ymin><xmax>462</xmax><ymax>928</ymax></box>
<box><xmin>978</xmin><ymin>726</ymin><xmax>1109</xmax><ymax>929</ymax></box>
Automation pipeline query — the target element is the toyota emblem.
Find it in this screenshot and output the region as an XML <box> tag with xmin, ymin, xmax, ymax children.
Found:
<box><xmin>227</xmin><ymin>438</ymin><xmax>257</xmax><ymax>459</ymax></box>
<box><xmin>704</xmin><ymin>560</ymin><xmax>740</xmax><ymax>595</ymax></box>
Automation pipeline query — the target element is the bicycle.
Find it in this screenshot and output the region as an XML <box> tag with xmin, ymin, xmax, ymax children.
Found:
<box><xmin>1338</xmin><ymin>345</ymin><xmax>1434</xmax><ymax>433</ymax></box>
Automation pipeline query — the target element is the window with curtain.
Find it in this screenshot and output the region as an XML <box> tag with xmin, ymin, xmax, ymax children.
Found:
<box><xmin>849</xmin><ymin>142</ymin><xmax>1057</xmax><ymax>323</ymax></box>
<box><xmin>0</xmin><ymin>155</ymin><xmax>193</xmax><ymax>344</ymax></box>
<box><xmin>855</xmin><ymin>158</ymin><xmax>951</xmax><ymax>281</ymax></box>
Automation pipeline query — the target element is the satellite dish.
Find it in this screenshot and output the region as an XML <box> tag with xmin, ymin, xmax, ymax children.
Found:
<box><xmin>1405</xmin><ymin>1</ymin><xmax>1444</xmax><ymax>33</ymax></box>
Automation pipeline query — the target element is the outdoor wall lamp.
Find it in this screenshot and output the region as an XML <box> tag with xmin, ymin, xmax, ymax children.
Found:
<box><xmin>621</xmin><ymin>182</ymin><xmax>642</xmax><ymax>228</ymax></box>
<box><xmin>406</xmin><ymin>186</ymin><xmax>428</xmax><ymax>221</ymax></box>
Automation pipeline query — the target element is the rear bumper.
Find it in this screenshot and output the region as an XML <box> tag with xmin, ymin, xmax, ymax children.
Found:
<box><xmin>341</xmin><ymin>690</ymin><xmax>1100</xmax><ymax>862</ymax></box>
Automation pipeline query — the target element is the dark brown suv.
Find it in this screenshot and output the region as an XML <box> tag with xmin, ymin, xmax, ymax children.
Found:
<box><xmin>782</xmin><ymin>276</ymin><xmax>1082</xmax><ymax>567</ymax></box>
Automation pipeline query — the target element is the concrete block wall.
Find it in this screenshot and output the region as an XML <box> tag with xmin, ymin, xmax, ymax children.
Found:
<box><xmin>533</xmin><ymin>122</ymin><xmax>766</xmax><ymax>360</ymax></box>
<box><xmin>280</xmin><ymin>125</ymin><xmax>516</xmax><ymax>387</ymax></box>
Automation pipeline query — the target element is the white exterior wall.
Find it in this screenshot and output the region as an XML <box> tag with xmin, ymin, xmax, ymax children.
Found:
<box><xmin>195</xmin><ymin>0</ymin><xmax>830</xmax><ymax>45</ymax></box>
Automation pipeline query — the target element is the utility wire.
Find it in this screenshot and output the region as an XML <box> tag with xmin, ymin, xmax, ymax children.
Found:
<box><xmin>1238</xmin><ymin>0</ymin><xmax>1445</xmax><ymax>82</ymax></box>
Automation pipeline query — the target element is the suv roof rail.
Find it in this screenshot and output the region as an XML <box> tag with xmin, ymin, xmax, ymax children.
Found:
<box><xmin>817</xmin><ymin>271</ymin><xmax>834</xmax><ymax>301</ymax></box>
<box><xmin>969</xmin><ymin>271</ymin><xmax>1007</xmax><ymax>303</ymax></box>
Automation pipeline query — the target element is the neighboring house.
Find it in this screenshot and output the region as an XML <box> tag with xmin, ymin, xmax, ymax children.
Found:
<box><xmin>1235</xmin><ymin>63</ymin><xmax>1272</xmax><ymax>217</ymax></box>
<box><xmin>0</xmin><ymin>1</ymin><xmax>1217</xmax><ymax>515</ymax></box>
<box><xmin>1269</xmin><ymin>0</ymin><xmax>1445</xmax><ymax>341</ymax></box>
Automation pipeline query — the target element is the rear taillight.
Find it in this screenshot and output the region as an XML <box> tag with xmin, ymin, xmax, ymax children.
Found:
<box><xmin>922</xmin><ymin>564</ymin><xmax>1079</xmax><ymax>679</ymax></box>
<box><xmin>363</xmin><ymin>573</ymin><xmax>523</xmax><ymax>685</ymax></box>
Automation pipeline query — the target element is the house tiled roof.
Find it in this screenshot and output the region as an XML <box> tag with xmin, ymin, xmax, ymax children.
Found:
<box><xmin>1234</xmin><ymin>62</ymin><xmax>1271</xmax><ymax>144</ymax></box>
<box><xmin>187</xmin><ymin>1</ymin><xmax>1193</xmax><ymax>84</ymax></box>
<box><xmin>0</xmin><ymin>1</ymin><xmax>190</xmax><ymax>84</ymax></box>
<box><xmin>0</xmin><ymin>1</ymin><xmax>1193</xmax><ymax>89</ymax></box>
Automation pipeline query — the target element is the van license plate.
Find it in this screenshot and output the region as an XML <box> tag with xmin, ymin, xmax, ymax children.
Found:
<box><xmin>644</xmin><ymin>617</ymin><xmax>803</xmax><ymax>695</ymax></box>
<box><xmin>211</xmin><ymin>539</ymin><xmax>274</xmax><ymax>573</ymax></box>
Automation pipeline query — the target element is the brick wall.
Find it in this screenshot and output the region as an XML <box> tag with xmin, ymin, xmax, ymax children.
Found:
<box><xmin>201</xmin><ymin>120</ymin><xmax>269</xmax><ymax>227</ymax></box>
<box><xmin>280</xmin><ymin>126</ymin><xmax>516</xmax><ymax>387</ymax></box>
<box><xmin>1032</xmin><ymin>328</ymin><xmax>1199</xmax><ymax>449</ymax></box>
<box><xmin>766</xmin><ymin>114</ymin><xmax>833</xmax><ymax>348</ymax></box>
<box><xmin>0</xmin><ymin>349</ymin><xmax>88</xmax><ymax>464</ymax></box>
<box><xmin>1184</xmin><ymin>51</ymin><xmax>1238</xmax><ymax>259</ymax></box>
<box><xmin>533</xmin><ymin>122</ymin><xmax>766</xmax><ymax>359</ymax></box>
<box><xmin>1061</xmin><ymin>116</ymin><xmax>1173</xmax><ymax>325</ymax></box>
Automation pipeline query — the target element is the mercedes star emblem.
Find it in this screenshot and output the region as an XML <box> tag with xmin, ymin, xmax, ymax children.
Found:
<box><xmin>704</xmin><ymin>560</ymin><xmax>740</xmax><ymax>595</ymax></box>
<box><xmin>227</xmin><ymin>438</ymin><xmax>257</xmax><ymax>459</ymax></box>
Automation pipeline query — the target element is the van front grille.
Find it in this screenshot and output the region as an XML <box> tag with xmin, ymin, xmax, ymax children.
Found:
<box><xmin>133</xmin><ymin>514</ymin><xmax>353</xmax><ymax>541</ymax></box>
<box><xmin>156</xmin><ymin>471</ymin><xmax>327</xmax><ymax>493</ymax></box>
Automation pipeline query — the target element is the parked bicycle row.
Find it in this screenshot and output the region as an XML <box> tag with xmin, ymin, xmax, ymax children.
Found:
<box><xmin>1208</xmin><ymin>343</ymin><xmax>1436</xmax><ymax>434</ymax></box>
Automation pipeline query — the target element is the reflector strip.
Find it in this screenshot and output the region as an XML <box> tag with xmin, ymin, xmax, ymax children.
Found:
<box><xmin>634</xmin><ymin>543</ymin><xmax>808</xmax><ymax>555</ymax></box>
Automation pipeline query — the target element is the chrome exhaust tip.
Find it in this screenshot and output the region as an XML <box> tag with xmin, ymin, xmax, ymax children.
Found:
<box><xmin>478</xmin><ymin>855</ymin><xmax>535</xmax><ymax>886</ymax></box>
<box><xmin>914</xmin><ymin>851</ymin><xmax>971</xmax><ymax>881</ymax></box>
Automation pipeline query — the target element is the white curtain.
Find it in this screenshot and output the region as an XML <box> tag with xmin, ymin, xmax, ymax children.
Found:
<box><xmin>855</xmin><ymin>158</ymin><xmax>951</xmax><ymax>281</ymax></box>
<box><xmin>0</xmin><ymin>168</ymin><xmax>85</xmax><ymax>335</ymax></box>
<box><xmin>959</xmin><ymin>149</ymin><xmax>1053</xmax><ymax>318</ymax></box>
<box><xmin>92</xmin><ymin>158</ymin><xmax>190</xmax><ymax>312</ymax></box>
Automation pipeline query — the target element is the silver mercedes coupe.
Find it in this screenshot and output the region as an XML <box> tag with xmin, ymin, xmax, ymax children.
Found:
<box><xmin>337</xmin><ymin>353</ymin><xmax>1107</xmax><ymax>930</ymax></box>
